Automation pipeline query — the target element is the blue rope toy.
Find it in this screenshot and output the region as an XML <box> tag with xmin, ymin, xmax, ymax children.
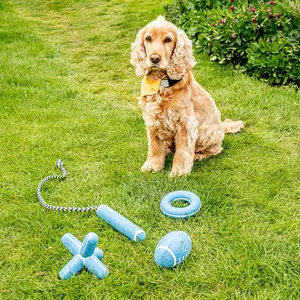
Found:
<box><xmin>37</xmin><ymin>159</ymin><xmax>146</xmax><ymax>242</ymax></box>
<box><xmin>37</xmin><ymin>159</ymin><xmax>98</xmax><ymax>212</ymax></box>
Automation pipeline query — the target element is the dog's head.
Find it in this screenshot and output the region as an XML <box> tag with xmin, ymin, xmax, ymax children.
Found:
<box><xmin>130</xmin><ymin>16</ymin><xmax>196</xmax><ymax>80</ymax></box>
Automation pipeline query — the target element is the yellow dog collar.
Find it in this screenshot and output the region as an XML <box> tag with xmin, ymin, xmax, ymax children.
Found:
<box><xmin>140</xmin><ymin>75</ymin><xmax>182</xmax><ymax>96</ymax></box>
<box><xmin>141</xmin><ymin>76</ymin><xmax>160</xmax><ymax>96</ymax></box>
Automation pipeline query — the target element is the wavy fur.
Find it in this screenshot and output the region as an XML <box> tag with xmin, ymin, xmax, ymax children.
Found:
<box><xmin>130</xmin><ymin>17</ymin><xmax>244</xmax><ymax>176</ymax></box>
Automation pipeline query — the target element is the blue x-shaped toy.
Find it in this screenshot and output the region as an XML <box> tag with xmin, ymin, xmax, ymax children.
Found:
<box><xmin>59</xmin><ymin>232</ymin><xmax>108</xmax><ymax>280</ymax></box>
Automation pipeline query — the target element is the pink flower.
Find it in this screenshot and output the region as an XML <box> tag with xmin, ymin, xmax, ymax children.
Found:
<box><xmin>250</xmin><ymin>7</ymin><xmax>256</xmax><ymax>13</ymax></box>
<box><xmin>211</xmin><ymin>22</ymin><xmax>215</xmax><ymax>27</ymax></box>
<box><xmin>268</xmin><ymin>14</ymin><xmax>274</xmax><ymax>19</ymax></box>
<box><xmin>269</xmin><ymin>1</ymin><xmax>275</xmax><ymax>5</ymax></box>
<box><xmin>219</xmin><ymin>19</ymin><xmax>226</xmax><ymax>24</ymax></box>
<box><xmin>230</xmin><ymin>6</ymin><xmax>234</xmax><ymax>12</ymax></box>
<box><xmin>230</xmin><ymin>0</ymin><xmax>235</xmax><ymax>2</ymax></box>
<box><xmin>276</xmin><ymin>14</ymin><xmax>281</xmax><ymax>19</ymax></box>
<box><xmin>252</xmin><ymin>17</ymin><xmax>257</xmax><ymax>23</ymax></box>
<box><xmin>267</xmin><ymin>8</ymin><xmax>272</xmax><ymax>12</ymax></box>
<box><xmin>231</xmin><ymin>33</ymin><xmax>237</xmax><ymax>38</ymax></box>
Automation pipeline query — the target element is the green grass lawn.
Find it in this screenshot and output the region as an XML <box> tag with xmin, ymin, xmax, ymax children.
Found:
<box><xmin>0</xmin><ymin>0</ymin><xmax>299</xmax><ymax>299</ymax></box>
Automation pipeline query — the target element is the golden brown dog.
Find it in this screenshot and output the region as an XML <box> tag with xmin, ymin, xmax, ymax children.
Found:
<box><xmin>130</xmin><ymin>16</ymin><xmax>244</xmax><ymax>177</ymax></box>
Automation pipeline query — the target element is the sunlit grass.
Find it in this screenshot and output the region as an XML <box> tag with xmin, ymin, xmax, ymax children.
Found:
<box><xmin>0</xmin><ymin>0</ymin><xmax>299</xmax><ymax>299</ymax></box>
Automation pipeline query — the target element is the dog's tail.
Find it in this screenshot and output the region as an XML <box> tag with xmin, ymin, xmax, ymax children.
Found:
<box><xmin>222</xmin><ymin>119</ymin><xmax>244</xmax><ymax>134</ymax></box>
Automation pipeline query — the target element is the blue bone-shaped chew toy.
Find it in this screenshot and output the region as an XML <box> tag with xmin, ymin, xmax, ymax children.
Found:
<box><xmin>59</xmin><ymin>232</ymin><xmax>108</xmax><ymax>280</ymax></box>
<box><xmin>96</xmin><ymin>205</ymin><xmax>146</xmax><ymax>242</ymax></box>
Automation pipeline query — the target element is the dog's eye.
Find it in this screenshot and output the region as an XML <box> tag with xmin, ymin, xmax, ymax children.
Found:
<box><xmin>145</xmin><ymin>36</ymin><xmax>152</xmax><ymax>42</ymax></box>
<box><xmin>164</xmin><ymin>37</ymin><xmax>172</xmax><ymax>43</ymax></box>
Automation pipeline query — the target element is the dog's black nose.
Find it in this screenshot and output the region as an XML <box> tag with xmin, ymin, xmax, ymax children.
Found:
<box><xmin>150</xmin><ymin>54</ymin><xmax>161</xmax><ymax>64</ymax></box>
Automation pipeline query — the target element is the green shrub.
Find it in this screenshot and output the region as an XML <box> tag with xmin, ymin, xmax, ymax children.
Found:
<box><xmin>165</xmin><ymin>0</ymin><xmax>300</xmax><ymax>87</ymax></box>
<box><xmin>246</xmin><ymin>38</ymin><xmax>300</xmax><ymax>85</ymax></box>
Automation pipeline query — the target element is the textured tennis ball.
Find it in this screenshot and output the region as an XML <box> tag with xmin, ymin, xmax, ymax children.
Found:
<box><xmin>154</xmin><ymin>231</ymin><xmax>192</xmax><ymax>268</ymax></box>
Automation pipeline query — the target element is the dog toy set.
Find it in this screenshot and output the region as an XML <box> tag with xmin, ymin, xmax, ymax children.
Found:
<box><xmin>37</xmin><ymin>160</ymin><xmax>202</xmax><ymax>279</ymax></box>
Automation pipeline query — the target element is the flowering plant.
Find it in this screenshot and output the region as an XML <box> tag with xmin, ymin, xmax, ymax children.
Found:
<box><xmin>165</xmin><ymin>0</ymin><xmax>300</xmax><ymax>87</ymax></box>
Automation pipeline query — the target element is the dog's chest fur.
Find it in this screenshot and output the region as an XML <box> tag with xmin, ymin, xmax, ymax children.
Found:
<box><xmin>140</xmin><ymin>94</ymin><xmax>180</xmax><ymax>141</ymax></box>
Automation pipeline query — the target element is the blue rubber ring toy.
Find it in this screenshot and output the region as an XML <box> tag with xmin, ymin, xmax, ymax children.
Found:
<box><xmin>160</xmin><ymin>191</ymin><xmax>201</xmax><ymax>219</ymax></box>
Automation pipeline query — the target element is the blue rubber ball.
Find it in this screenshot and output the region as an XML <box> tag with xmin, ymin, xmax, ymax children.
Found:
<box><xmin>154</xmin><ymin>231</ymin><xmax>192</xmax><ymax>268</ymax></box>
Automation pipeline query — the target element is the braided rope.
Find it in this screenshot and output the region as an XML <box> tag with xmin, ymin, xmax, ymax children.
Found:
<box><xmin>37</xmin><ymin>159</ymin><xmax>98</xmax><ymax>212</ymax></box>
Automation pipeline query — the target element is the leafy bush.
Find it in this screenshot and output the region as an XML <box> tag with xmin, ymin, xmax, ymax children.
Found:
<box><xmin>246</xmin><ymin>38</ymin><xmax>300</xmax><ymax>85</ymax></box>
<box><xmin>165</xmin><ymin>0</ymin><xmax>300</xmax><ymax>87</ymax></box>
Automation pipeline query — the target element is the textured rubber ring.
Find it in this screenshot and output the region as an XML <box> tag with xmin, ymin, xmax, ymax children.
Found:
<box><xmin>160</xmin><ymin>191</ymin><xmax>201</xmax><ymax>219</ymax></box>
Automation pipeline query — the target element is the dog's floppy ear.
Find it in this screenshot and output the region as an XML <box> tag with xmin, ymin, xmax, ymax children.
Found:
<box><xmin>130</xmin><ymin>28</ymin><xmax>150</xmax><ymax>77</ymax></box>
<box><xmin>166</xmin><ymin>29</ymin><xmax>196</xmax><ymax>80</ymax></box>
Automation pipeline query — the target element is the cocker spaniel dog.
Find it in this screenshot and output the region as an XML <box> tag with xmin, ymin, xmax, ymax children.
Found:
<box><xmin>130</xmin><ymin>16</ymin><xmax>244</xmax><ymax>177</ymax></box>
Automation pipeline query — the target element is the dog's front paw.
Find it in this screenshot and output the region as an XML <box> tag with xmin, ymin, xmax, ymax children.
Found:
<box><xmin>141</xmin><ymin>161</ymin><xmax>153</xmax><ymax>172</ymax></box>
<box><xmin>141</xmin><ymin>160</ymin><xmax>163</xmax><ymax>173</ymax></box>
<box><xmin>169</xmin><ymin>167</ymin><xmax>191</xmax><ymax>177</ymax></box>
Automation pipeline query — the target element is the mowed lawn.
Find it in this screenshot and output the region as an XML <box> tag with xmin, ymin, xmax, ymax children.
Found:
<box><xmin>0</xmin><ymin>0</ymin><xmax>299</xmax><ymax>299</ymax></box>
